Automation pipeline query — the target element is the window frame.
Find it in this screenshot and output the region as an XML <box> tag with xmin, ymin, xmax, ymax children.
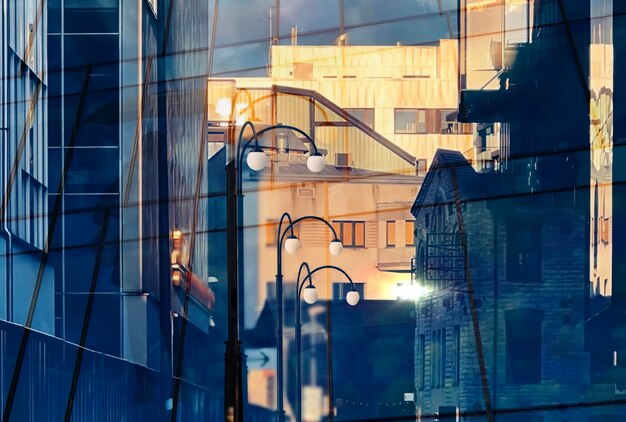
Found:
<box><xmin>394</xmin><ymin>108</ymin><xmax>427</xmax><ymax>134</ymax></box>
<box><xmin>345</xmin><ymin>108</ymin><xmax>375</xmax><ymax>130</ymax></box>
<box><xmin>506</xmin><ymin>220</ymin><xmax>543</xmax><ymax>282</ymax></box>
<box><xmin>386</xmin><ymin>220</ymin><xmax>396</xmax><ymax>247</ymax></box>
<box><xmin>505</xmin><ymin>309</ymin><xmax>543</xmax><ymax>385</ymax></box>
<box><xmin>405</xmin><ymin>220</ymin><xmax>415</xmax><ymax>247</ymax></box>
<box><xmin>418</xmin><ymin>334</ymin><xmax>426</xmax><ymax>390</ymax></box>
<box><xmin>452</xmin><ymin>325</ymin><xmax>460</xmax><ymax>385</ymax></box>
<box><xmin>333</xmin><ymin>220</ymin><xmax>366</xmax><ymax>248</ymax></box>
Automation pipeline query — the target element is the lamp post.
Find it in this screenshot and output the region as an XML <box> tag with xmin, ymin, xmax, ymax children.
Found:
<box><xmin>225</xmin><ymin>121</ymin><xmax>326</xmax><ymax>422</ymax></box>
<box><xmin>294</xmin><ymin>263</ymin><xmax>360</xmax><ymax>422</ymax></box>
<box><xmin>275</xmin><ymin>212</ymin><xmax>343</xmax><ymax>421</ymax></box>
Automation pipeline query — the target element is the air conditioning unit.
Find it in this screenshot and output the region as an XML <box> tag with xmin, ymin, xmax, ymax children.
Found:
<box><xmin>296</xmin><ymin>187</ymin><xmax>315</xmax><ymax>199</ymax></box>
<box><xmin>335</xmin><ymin>152</ymin><xmax>352</xmax><ymax>169</ymax></box>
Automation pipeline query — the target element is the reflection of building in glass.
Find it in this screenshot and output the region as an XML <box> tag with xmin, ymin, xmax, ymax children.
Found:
<box><xmin>206</xmin><ymin>38</ymin><xmax>484</xmax><ymax>419</ymax></box>
<box><xmin>209</xmin><ymin>40</ymin><xmax>475</xmax><ymax>173</ymax></box>
<box><xmin>0</xmin><ymin>0</ymin><xmax>250</xmax><ymax>419</ymax></box>
<box><xmin>412</xmin><ymin>150</ymin><xmax>588</xmax><ymax>419</ymax></box>
<box><xmin>1</xmin><ymin>0</ymin><xmax>51</xmax><ymax>334</ymax></box>
<box><xmin>589</xmin><ymin>0</ymin><xmax>613</xmax><ymax>317</ymax></box>
<box><xmin>207</xmin><ymin>85</ymin><xmax>420</xmax><ymax>416</ymax></box>
<box><xmin>410</xmin><ymin>0</ymin><xmax>626</xmax><ymax>420</ymax></box>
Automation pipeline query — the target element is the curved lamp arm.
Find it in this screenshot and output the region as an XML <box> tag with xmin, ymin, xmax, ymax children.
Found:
<box><xmin>255</xmin><ymin>124</ymin><xmax>320</xmax><ymax>155</ymax></box>
<box><xmin>278</xmin><ymin>214</ymin><xmax>340</xmax><ymax>250</ymax></box>
<box><xmin>236</xmin><ymin>121</ymin><xmax>260</xmax><ymax>192</ymax></box>
<box><xmin>235</xmin><ymin>121</ymin><xmax>322</xmax><ymax>193</ymax></box>
<box><xmin>300</xmin><ymin>265</ymin><xmax>358</xmax><ymax>292</ymax></box>
<box><xmin>277</xmin><ymin>212</ymin><xmax>296</xmax><ymax>243</ymax></box>
<box><xmin>296</xmin><ymin>262</ymin><xmax>314</xmax><ymax>300</ymax></box>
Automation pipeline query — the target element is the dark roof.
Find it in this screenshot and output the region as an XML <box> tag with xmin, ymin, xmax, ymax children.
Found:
<box><xmin>411</xmin><ymin>149</ymin><xmax>487</xmax><ymax>216</ymax></box>
<box><xmin>246</xmin><ymin>162</ymin><xmax>421</xmax><ymax>185</ymax></box>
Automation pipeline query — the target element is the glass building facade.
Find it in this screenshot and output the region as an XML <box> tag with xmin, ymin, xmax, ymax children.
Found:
<box><xmin>1</xmin><ymin>0</ymin><xmax>626</xmax><ymax>421</ymax></box>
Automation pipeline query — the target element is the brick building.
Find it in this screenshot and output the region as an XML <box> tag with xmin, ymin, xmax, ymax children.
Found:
<box><xmin>411</xmin><ymin>149</ymin><xmax>590</xmax><ymax>420</ymax></box>
<box><xmin>408</xmin><ymin>0</ymin><xmax>626</xmax><ymax>420</ymax></box>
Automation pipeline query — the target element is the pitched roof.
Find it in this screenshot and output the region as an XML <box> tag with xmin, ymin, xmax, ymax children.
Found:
<box><xmin>411</xmin><ymin>149</ymin><xmax>486</xmax><ymax>216</ymax></box>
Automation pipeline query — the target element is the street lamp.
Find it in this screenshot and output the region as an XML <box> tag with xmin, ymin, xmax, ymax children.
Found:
<box><xmin>294</xmin><ymin>262</ymin><xmax>360</xmax><ymax>422</ymax></box>
<box><xmin>396</xmin><ymin>256</ymin><xmax>429</xmax><ymax>301</ymax></box>
<box><xmin>225</xmin><ymin>121</ymin><xmax>326</xmax><ymax>422</ymax></box>
<box><xmin>274</xmin><ymin>212</ymin><xmax>342</xmax><ymax>421</ymax></box>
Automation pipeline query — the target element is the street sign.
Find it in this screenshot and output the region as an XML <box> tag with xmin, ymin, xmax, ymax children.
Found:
<box><xmin>245</xmin><ymin>348</ymin><xmax>276</xmax><ymax>370</ymax></box>
<box><xmin>404</xmin><ymin>392</ymin><xmax>415</xmax><ymax>402</ymax></box>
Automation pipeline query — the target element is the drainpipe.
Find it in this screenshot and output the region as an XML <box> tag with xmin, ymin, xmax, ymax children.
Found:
<box><xmin>1</xmin><ymin>0</ymin><xmax>13</xmax><ymax>321</ymax></box>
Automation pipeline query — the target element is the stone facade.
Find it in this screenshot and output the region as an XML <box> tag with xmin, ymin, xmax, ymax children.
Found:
<box><xmin>411</xmin><ymin>150</ymin><xmax>596</xmax><ymax>421</ymax></box>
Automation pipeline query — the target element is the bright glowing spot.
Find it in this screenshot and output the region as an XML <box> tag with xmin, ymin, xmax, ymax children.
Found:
<box><xmin>215</xmin><ymin>98</ymin><xmax>232</xmax><ymax>118</ymax></box>
<box><xmin>396</xmin><ymin>283</ymin><xmax>429</xmax><ymax>301</ymax></box>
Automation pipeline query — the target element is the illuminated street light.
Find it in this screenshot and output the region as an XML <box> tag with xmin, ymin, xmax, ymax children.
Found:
<box><xmin>274</xmin><ymin>212</ymin><xmax>342</xmax><ymax>421</ymax></box>
<box><xmin>329</xmin><ymin>239</ymin><xmax>344</xmax><ymax>256</ymax></box>
<box><xmin>302</xmin><ymin>285</ymin><xmax>318</xmax><ymax>304</ymax></box>
<box><xmin>225</xmin><ymin>121</ymin><xmax>327</xmax><ymax>421</ymax></box>
<box><xmin>246</xmin><ymin>147</ymin><xmax>267</xmax><ymax>171</ymax></box>
<box><xmin>306</xmin><ymin>153</ymin><xmax>326</xmax><ymax>173</ymax></box>
<box><xmin>294</xmin><ymin>262</ymin><xmax>361</xmax><ymax>422</ymax></box>
<box><xmin>284</xmin><ymin>235</ymin><xmax>301</xmax><ymax>254</ymax></box>
<box><xmin>346</xmin><ymin>289</ymin><xmax>360</xmax><ymax>306</ymax></box>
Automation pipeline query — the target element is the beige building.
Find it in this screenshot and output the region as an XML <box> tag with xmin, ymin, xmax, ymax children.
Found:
<box><xmin>209</xmin><ymin>39</ymin><xmax>474</xmax><ymax>172</ymax></box>
<box><xmin>206</xmin><ymin>40</ymin><xmax>475</xmax><ymax>414</ymax></box>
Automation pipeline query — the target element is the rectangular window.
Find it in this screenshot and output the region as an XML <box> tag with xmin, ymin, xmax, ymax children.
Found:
<box><xmin>394</xmin><ymin>109</ymin><xmax>426</xmax><ymax>134</ymax></box>
<box><xmin>431</xmin><ymin>328</ymin><xmax>446</xmax><ymax>389</ymax></box>
<box><xmin>506</xmin><ymin>310</ymin><xmax>542</xmax><ymax>384</ymax></box>
<box><xmin>452</xmin><ymin>325</ymin><xmax>460</xmax><ymax>385</ymax></box>
<box><xmin>405</xmin><ymin>220</ymin><xmax>415</xmax><ymax>247</ymax></box>
<box><xmin>418</xmin><ymin>334</ymin><xmax>426</xmax><ymax>390</ymax></box>
<box><xmin>506</xmin><ymin>221</ymin><xmax>542</xmax><ymax>281</ymax></box>
<box><xmin>440</xmin><ymin>109</ymin><xmax>472</xmax><ymax>134</ymax></box>
<box><xmin>64</xmin><ymin>0</ymin><xmax>119</xmax><ymax>34</ymax></box>
<box><xmin>386</xmin><ymin>221</ymin><xmax>396</xmax><ymax>247</ymax></box>
<box><xmin>431</xmin><ymin>330</ymin><xmax>437</xmax><ymax>388</ymax></box>
<box><xmin>332</xmin><ymin>221</ymin><xmax>365</xmax><ymax>248</ymax></box>
<box><xmin>440</xmin><ymin>327</ymin><xmax>446</xmax><ymax>387</ymax></box>
<box><xmin>346</xmin><ymin>108</ymin><xmax>375</xmax><ymax>129</ymax></box>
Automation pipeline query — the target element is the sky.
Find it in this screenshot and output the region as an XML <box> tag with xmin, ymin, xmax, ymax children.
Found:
<box><xmin>211</xmin><ymin>0</ymin><xmax>458</xmax><ymax>76</ymax></box>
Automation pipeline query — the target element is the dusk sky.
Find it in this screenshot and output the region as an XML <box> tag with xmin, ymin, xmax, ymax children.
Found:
<box><xmin>211</xmin><ymin>0</ymin><xmax>458</xmax><ymax>76</ymax></box>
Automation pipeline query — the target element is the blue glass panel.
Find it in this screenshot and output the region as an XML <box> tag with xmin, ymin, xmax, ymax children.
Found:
<box><xmin>64</xmin><ymin>293</ymin><xmax>121</xmax><ymax>356</ymax></box>
<box><xmin>64</xmin><ymin>148</ymin><xmax>119</xmax><ymax>193</ymax></box>
<box><xmin>63</xmin><ymin>194</ymin><xmax>120</xmax><ymax>293</ymax></box>
<box><xmin>63</xmin><ymin>35</ymin><xmax>119</xmax><ymax>147</ymax></box>
<box><xmin>64</xmin><ymin>0</ymin><xmax>119</xmax><ymax>34</ymax></box>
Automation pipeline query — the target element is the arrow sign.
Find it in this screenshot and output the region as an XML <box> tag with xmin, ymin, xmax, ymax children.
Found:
<box><xmin>245</xmin><ymin>348</ymin><xmax>276</xmax><ymax>370</ymax></box>
<box><xmin>248</xmin><ymin>351</ymin><xmax>269</xmax><ymax>367</ymax></box>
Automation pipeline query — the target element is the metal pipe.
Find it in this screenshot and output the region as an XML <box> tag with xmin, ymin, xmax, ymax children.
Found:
<box><xmin>295</xmin><ymin>262</ymin><xmax>313</xmax><ymax>422</ymax></box>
